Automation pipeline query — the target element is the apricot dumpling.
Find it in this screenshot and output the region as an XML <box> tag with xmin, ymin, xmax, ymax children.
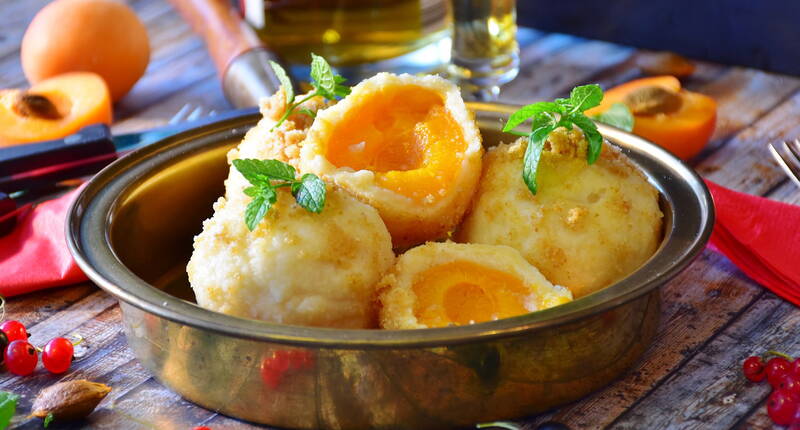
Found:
<box><xmin>299</xmin><ymin>73</ymin><xmax>483</xmax><ymax>248</ymax></box>
<box><xmin>187</xmin><ymin>186</ymin><xmax>395</xmax><ymax>329</ymax></box>
<box><xmin>378</xmin><ymin>242</ymin><xmax>572</xmax><ymax>329</ymax></box>
<box><xmin>457</xmin><ymin>128</ymin><xmax>663</xmax><ymax>298</ymax></box>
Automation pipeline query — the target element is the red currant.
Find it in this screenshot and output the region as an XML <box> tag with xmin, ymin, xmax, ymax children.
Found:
<box><xmin>768</xmin><ymin>389</ymin><xmax>800</xmax><ymax>426</ymax></box>
<box><xmin>791</xmin><ymin>407</ymin><xmax>800</xmax><ymax>429</ymax></box>
<box><xmin>5</xmin><ymin>340</ymin><xmax>37</xmax><ymax>375</ymax></box>
<box><xmin>0</xmin><ymin>320</ymin><xmax>28</xmax><ymax>343</ymax></box>
<box><xmin>791</xmin><ymin>359</ymin><xmax>800</xmax><ymax>378</ymax></box>
<box><xmin>0</xmin><ymin>332</ymin><xmax>8</xmax><ymax>365</ymax></box>
<box><xmin>778</xmin><ymin>374</ymin><xmax>800</xmax><ymax>400</ymax></box>
<box><xmin>767</xmin><ymin>357</ymin><xmax>792</xmax><ymax>388</ymax></box>
<box><xmin>260</xmin><ymin>356</ymin><xmax>283</xmax><ymax>389</ymax></box>
<box><xmin>42</xmin><ymin>337</ymin><xmax>74</xmax><ymax>374</ymax></box>
<box><xmin>271</xmin><ymin>351</ymin><xmax>291</xmax><ymax>372</ymax></box>
<box><xmin>743</xmin><ymin>356</ymin><xmax>766</xmax><ymax>382</ymax></box>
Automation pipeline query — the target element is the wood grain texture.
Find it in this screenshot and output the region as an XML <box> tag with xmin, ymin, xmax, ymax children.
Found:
<box><xmin>1</xmin><ymin>0</ymin><xmax>799</xmax><ymax>429</ymax></box>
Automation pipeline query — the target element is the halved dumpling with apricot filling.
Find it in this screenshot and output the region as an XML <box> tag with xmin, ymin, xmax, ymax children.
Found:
<box><xmin>299</xmin><ymin>73</ymin><xmax>483</xmax><ymax>248</ymax></box>
<box><xmin>378</xmin><ymin>242</ymin><xmax>572</xmax><ymax>329</ymax></box>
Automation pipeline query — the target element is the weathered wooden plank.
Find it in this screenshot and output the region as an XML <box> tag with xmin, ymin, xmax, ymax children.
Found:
<box><xmin>87</xmin><ymin>377</ymin><xmax>217</xmax><ymax>429</ymax></box>
<box><xmin>500</xmin><ymin>39</ymin><xmax>634</xmax><ymax>104</ymax></box>
<box><xmin>609</xmin><ymin>293</ymin><xmax>799</xmax><ymax>429</ymax></box>
<box><xmin>3</xmin><ymin>284</ymin><xmax>96</xmax><ymax>328</ymax></box>
<box><xmin>694</xmin><ymin>69</ymin><xmax>800</xmax><ymax>160</ymax></box>
<box><xmin>113</xmin><ymin>42</ymin><xmax>218</xmax><ymax>122</ymax></box>
<box><xmin>699</xmin><ymin>91</ymin><xmax>800</xmax><ymax>191</ymax></box>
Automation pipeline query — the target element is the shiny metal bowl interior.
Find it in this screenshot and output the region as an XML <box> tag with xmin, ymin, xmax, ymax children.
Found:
<box><xmin>67</xmin><ymin>103</ymin><xmax>714</xmax><ymax>429</ymax></box>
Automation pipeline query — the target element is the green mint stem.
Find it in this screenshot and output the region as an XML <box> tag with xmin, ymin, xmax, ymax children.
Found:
<box><xmin>506</xmin><ymin>130</ymin><xmax>530</xmax><ymax>137</ymax></box>
<box><xmin>270</xmin><ymin>92</ymin><xmax>320</xmax><ymax>131</ymax></box>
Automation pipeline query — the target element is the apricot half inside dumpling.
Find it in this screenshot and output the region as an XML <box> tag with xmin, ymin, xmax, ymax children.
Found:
<box><xmin>299</xmin><ymin>73</ymin><xmax>483</xmax><ymax>248</ymax></box>
<box><xmin>378</xmin><ymin>242</ymin><xmax>572</xmax><ymax>329</ymax></box>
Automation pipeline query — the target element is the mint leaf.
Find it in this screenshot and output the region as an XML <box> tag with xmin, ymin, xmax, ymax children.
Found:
<box><xmin>568</xmin><ymin>114</ymin><xmax>603</xmax><ymax>164</ymax></box>
<box><xmin>333</xmin><ymin>75</ymin><xmax>351</xmax><ymax>98</ymax></box>
<box><xmin>310</xmin><ymin>53</ymin><xmax>336</xmax><ymax>97</ymax></box>
<box><xmin>0</xmin><ymin>391</ymin><xmax>19</xmax><ymax>430</ymax></box>
<box><xmin>233</xmin><ymin>159</ymin><xmax>296</xmax><ymax>183</ymax></box>
<box><xmin>503</xmin><ymin>84</ymin><xmax>608</xmax><ymax>195</ymax></box>
<box><xmin>292</xmin><ymin>174</ymin><xmax>326</xmax><ymax>213</ymax></box>
<box><xmin>503</xmin><ymin>102</ymin><xmax>562</xmax><ymax>132</ymax></box>
<box><xmin>271</xmin><ymin>54</ymin><xmax>350</xmax><ymax>131</ymax></box>
<box><xmin>269</xmin><ymin>60</ymin><xmax>294</xmax><ymax>106</ymax></box>
<box><xmin>592</xmin><ymin>102</ymin><xmax>634</xmax><ymax>132</ymax></box>
<box><xmin>234</xmin><ymin>158</ymin><xmax>327</xmax><ymax>229</ymax></box>
<box><xmin>243</xmin><ymin>186</ymin><xmax>260</xmax><ymax>198</ymax></box>
<box><xmin>244</xmin><ymin>187</ymin><xmax>276</xmax><ymax>231</ymax></box>
<box><xmin>43</xmin><ymin>413</ymin><xmax>54</xmax><ymax>428</ymax></box>
<box><xmin>566</xmin><ymin>84</ymin><xmax>603</xmax><ymax>113</ymax></box>
<box><xmin>522</xmin><ymin>125</ymin><xmax>555</xmax><ymax>195</ymax></box>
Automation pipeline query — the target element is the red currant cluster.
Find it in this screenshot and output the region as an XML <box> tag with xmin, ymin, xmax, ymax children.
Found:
<box><xmin>0</xmin><ymin>320</ymin><xmax>77</xmax><ymax>376</ymax></box>
<box><xmin>743</xmin><ymin>351</ymin><xmax>800</xmax><ymax>427</ymax></box>
<box><xmin>260</xmin><ymin>350</ymin><xmax>314</xmax><ymax>389</ymax></box>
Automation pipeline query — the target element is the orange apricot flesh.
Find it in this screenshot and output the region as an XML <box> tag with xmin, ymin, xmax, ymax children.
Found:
<box><xmin>325</xmin><ymin>85</ymin><xmax>466</xmax><ymax>203</ymax></box>
<box><xmin>587</xmin><ymin>75</ymin><xmax>716</xmax><ymax>160</ymax></box>
<box><xmin>0</xmin><ymin>72</ymin><xmax>112</xmax><ymax>146</ymax></box>
<box><xmin>412</xmin><ymin>261</ymin><xmax>532</xmax><ymax>327</ymax></box>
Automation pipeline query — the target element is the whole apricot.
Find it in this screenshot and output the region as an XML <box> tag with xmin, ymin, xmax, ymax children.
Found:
<box><xmin>21</xmin><ymin>0</ymin><xmax>150</xmax><ymax>102</ymax></box>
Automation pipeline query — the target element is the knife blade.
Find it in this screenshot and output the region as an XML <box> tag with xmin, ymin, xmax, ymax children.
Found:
<box><xmin>0</xmin><ymin>107</ymin><xmax>258</xmax><ymax>193</ymax></box>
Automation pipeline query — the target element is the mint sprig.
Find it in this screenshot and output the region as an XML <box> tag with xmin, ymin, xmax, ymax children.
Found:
<box><xmin>233</xmin><ymin>159</ymin><xmax>327</xmax><ymax>231</ymax></box>
<box><xmin>503</xmin><ymin>84</ymin><xmax>606</xmax><ymax>195</ymax></box>
<box><xmin>268</xmin><ymin>54</ymin><xmax>350</xmax><ymax>131</ymax></box>
<box><xmin>592</xmin><ymin>102</ymin><xmax>634</xmax><ymax>132</ymax></box>
<box><xmin>0</xmin><ymin>391</ymin><xmax>19</xmax><ymax>430</ymax></box>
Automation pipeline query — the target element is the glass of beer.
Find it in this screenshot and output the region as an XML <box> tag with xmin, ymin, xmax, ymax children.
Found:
<box><xmin>447</xmin><ymin>0</ymin><xmax>519</xmax><ymax>100</ymax></box>
<box><xmin>242</xmin><ymin>0</ymin><xmax>452</xmax><ymax>79</ymax></box>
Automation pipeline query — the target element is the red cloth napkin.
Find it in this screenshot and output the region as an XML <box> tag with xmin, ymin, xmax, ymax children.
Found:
<box><xmin>0</xmin><ymin>188</ymin><xmax>88</xmax><ymax>296</ymax></box>
<box><xmin>706</xmin><ymin>179</ymin><xmax>800</xmax><ymax>306</ymax></box>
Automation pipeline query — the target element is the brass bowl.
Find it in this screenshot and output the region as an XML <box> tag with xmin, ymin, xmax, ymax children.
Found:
<box><xmin>67</xmin><ymin>103</ymin><xmax>713</xmax><ymax>429</ymax></box>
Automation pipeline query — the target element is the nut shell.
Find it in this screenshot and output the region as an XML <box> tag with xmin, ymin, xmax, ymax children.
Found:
<box><xmin>31</xmin><ymin>379</ymin><xmax>111</xmax><ymax>421</ymax></box>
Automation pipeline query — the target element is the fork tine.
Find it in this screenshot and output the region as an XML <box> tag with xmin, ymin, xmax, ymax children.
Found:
<box><xmin>769</xmin><ymin>143</ymin><xmax>800</xmax><ymax>189</ymax></box>
<box><xmin>168</xmin><ymin>104</ymin><xmax>193</xmax><ymax>125</ymax></box>
<box><xmin>784</xmin><ymin>140</ymin><xmax>800</xmax><ymax>164</ymax></box>
<box><xmin>186</xmin><ymin>106</ymin><xmax>205</xmax><ymax>122</ymax></box>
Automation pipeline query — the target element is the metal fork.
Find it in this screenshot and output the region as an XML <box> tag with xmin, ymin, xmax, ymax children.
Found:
<box><xmin>168</xmin><ymin>103</ymin><xmax>216</xmax><ymax>125</ymax></box>
<box><xmin>768</xmin><ymin>140</ymin><xmax>800</xmax><ymax>189</ymax></box>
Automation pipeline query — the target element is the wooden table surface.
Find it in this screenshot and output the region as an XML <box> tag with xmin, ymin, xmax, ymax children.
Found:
<box><xmin>2</xmin><ymin>1</ymin><xmax>800</xmax><ymax>429</ymax></box>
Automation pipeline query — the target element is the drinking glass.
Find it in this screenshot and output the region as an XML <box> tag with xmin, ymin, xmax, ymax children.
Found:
<box><xmin>447</xmin><ymin>0</ymin><xmax>519</xmax><ymax>100</ymax></box>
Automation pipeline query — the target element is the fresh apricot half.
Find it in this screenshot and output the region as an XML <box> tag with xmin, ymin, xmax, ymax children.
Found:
<box><xmin>587</xmin><ymin>76</ymin><xmax>717</xmax><ymax>160</ymax></box>
<box><xmin>378</xmin><ymin>242</ymin><xmax>572</xmax><ymax>329</ymax></box>
<box><xmin>0</xmin><ymin>72</ymin><xmax>112</xmax><ymax>146</ymax></box>
<box><xmin>300</xmin><ymin>73</ymin><xmax>483</xmax><ymax>248</ymax></box>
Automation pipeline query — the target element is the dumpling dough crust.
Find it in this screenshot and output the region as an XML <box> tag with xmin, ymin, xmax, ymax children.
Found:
<box><xmin>456</xmin><ymin>128</ymin><xmax>663</xmax><ymax>298</ymax></box>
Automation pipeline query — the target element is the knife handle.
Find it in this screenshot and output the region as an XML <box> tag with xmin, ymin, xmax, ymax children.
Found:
<box><xmin>0</xmin><ymin>124</ymin><xmax>116</xmax><ymax>193</ymax></box>
<box><xmin>167</xmin><ymin>0</ymin><xmax>264</xmax><ymax>77</ymax></box>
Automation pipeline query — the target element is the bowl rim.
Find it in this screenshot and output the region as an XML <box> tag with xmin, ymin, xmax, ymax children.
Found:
<box><xmin>66</xmin><ymin>102</ymin><xmax>714</xmax><ymax>349</ymax></box>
